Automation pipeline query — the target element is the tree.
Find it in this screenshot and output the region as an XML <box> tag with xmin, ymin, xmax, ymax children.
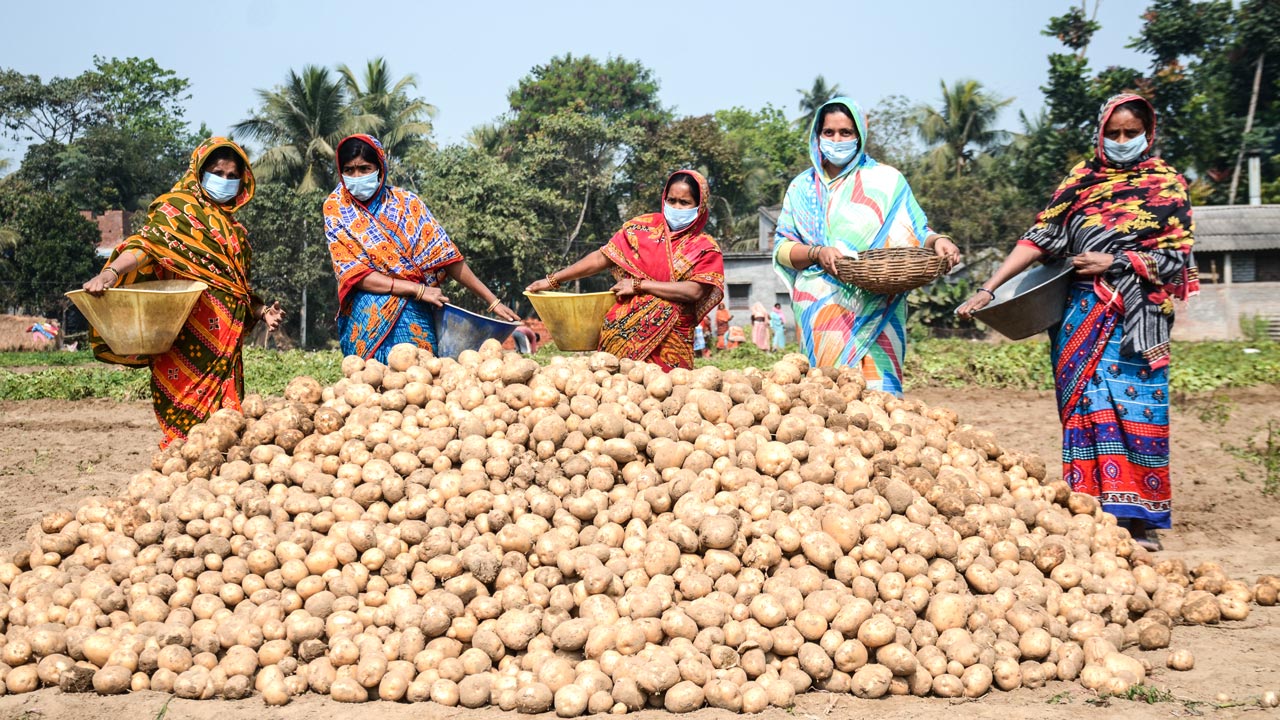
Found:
<box><xmin>507</xmin><ymin>54</ymin><xmax>667</xmax><ymax>137</ymax></box>
<box><xmin>913</xmin><ymin>79</ymin><xmax>1012</xmax><ymax>176</ymax></box>
<box><xmin>233</xmin><ymin>66</ymin><xmax>379</xmax><ymax>192</ymax></box>
<box><xmin>863</xmin><ymin>95</ymin><xmax>921</xmax><ymax>169</ymax></box>
<box><xmin>0</xmin><ymin>182</ymin><xmax>101</xmax><ymax>320</ymax></box>
<box><xmin>338</xmin><ymin>58</ymin><xmax>436</xmax><ymax>168</ymax></box>
<box><xmin>714</xmin><ymin>104</ymin><xmax>808</xmax><ymax>239</ymax></box>
<box><xmin>401</xmin><ymin>145</ymin><xmax>559</xmax><ymax>314</ymax></box>
<box><xmin>236</xmin><ymin>184</ymin><xmax>333</xmax><ymax>348</ymax></box>
<box><xmin>796</xmin><ymin>75</ymin><xmax>841</xmax><ymax>129</ymax></box>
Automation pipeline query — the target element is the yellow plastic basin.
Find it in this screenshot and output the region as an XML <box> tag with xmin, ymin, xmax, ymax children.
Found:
<box><xmin>66</xmin><ymin>279</ymin><xmax>208</xmax><ymax>356</ymax></box>
<box><xmin>523</xmin><ymin>291</ymin><xmax>617</xmax><ymax>352</ymax></box>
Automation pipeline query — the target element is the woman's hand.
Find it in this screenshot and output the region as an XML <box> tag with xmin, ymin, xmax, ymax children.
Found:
<box><xmin>1072</xmin><ymin>252</ymin><xmax>1113</xmax><ymax>276</ymax></box>
<box><xmin>261</xmin><ymin>301</ymin><xmax>285</xmax><ymax>331</ymax></box>
<box><xmin>526</xmin><ymin>277</ymin><xmax>555</xmax><ymax>293</ymax></box>
<box><xmin>955</xmin><ymin>289</ymin><xmax>996</xmax><ymax>319</ymax></box>
<box><xmin>816</xmin><ymin>246</ymin><xmax>844</xmax><ymax>276</ymax></box>
<box><xmin>492</xmin><ymin>303</ymin><xmax>520</xmax><ymax>322</ymax></box>
<box><xmin>933</xmin><ymin>237</ymin><xmax>962</xmax><ymax>270</ymax></box>
<box><xmin>610</xmin><ymin>278</ymin><xmax>638</xmax><ymax>299</ymax></box>
<box><xmin>82</xmin><ymin>270</ymin><xmax>119</xmax><ymax>296</ymax></box>
<box><xmin>416</xmin><ymin>285</ymin><xmax>449</xmax><ymax>307</ymax></box>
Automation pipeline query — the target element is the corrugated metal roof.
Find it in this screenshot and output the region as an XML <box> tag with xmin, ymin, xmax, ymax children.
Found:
<box><xmin>1193</xmin><ymin>204</ymin><xmax>1280</xmax><ymax>252</ymax></box>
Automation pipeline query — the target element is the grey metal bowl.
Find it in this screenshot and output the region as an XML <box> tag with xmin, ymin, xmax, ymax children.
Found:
<box><xmin>969</xmin><ymin>259</ymin><xmax>1075</xmax><ymax>340</ymax></box>
<box><xmin>430</xmin><ymin>303</ymin><xmax>521</xmax><ymax>359</ymax></box>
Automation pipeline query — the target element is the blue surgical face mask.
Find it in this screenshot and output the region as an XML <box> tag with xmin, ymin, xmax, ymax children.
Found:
<box><xmin>820</xmin><ymin>138</ymin><xmax>860</xmax><ymax>167</ymax></box>
<box><xmin>343</xmin><ymin>171</ymin><xmax>381</xmax><ymax>201</ymax></box>
<box><xmin>1103</xmin><ymin>135</ymin><xmax>1148</xmax><ymax>164</ymax></box>
<box><xmin>201</xmin><ymin>172</ymin><xmax>240</xmax><ymax>204</ymax></box>
<box><xmin>664</xmin><ymin>203</ymin><xmax>699</xmax><ymax>231</ymax></box>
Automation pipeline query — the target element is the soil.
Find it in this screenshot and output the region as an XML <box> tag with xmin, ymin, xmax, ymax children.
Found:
<box><xmin>0</xmin><ymin>386</ymin><xmax>1277</xmax><ymax>719</ymax></box>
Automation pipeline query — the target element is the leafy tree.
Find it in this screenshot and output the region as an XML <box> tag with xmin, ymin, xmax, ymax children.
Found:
<box><xmin>507</xmin><ymin>54</ymin><xmax>667</xmax><ymax>137</ymax></box>
<box><xmin>236</xmin><ymin>183</ymin><xmax>333</xmax><ymax>348</ymax></box>
<box><xmin>715</xmin><ymin>104</ymin><xmax>807</xmax><ymax>208</ymax></box>
<box><xmin>913</xmin><ymin>79</ymin><xmax>1012</xmax><ymax>176</ymax></box>
<box><xmin>233</xmin><ymin>65</ymin><xmax>379</xmax><ymax>192</ymax></box>
<box><xmin>0</xmin><ymin>182</ymin><xmax>101</xmax><ymax>321</ymax></box>
<box><xmin>401</xmin><ymin>145</ymin><xmax>559</xmax><ymax>314</ymax></box>
<box><xmin>863</xmin><ymin>95</ymin><xmax>921</xmax><ymax>169</ymax></box>
<box><xmin>338</xmin><ymin>58</ymin><xmax>436</xmax><ymax>167</ymax></box>
<box><xmin>796</xmin><ymin>75</ymin><xmax>841</xmax><ymax>128</ymax></box>
<box><xmin>0</xmin><ymin>69</ymin><xmax>104</xmax><ymax>144</ymax></box>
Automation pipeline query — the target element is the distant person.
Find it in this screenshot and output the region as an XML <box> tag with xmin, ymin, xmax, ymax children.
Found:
<box><xmin>750</xmin><ymin>302</ymin><xmax>769</xmax><ymax>350</ymax></box>
<box><xmin>773</xmin><ymin>98</ymin><xmax>959</xmax><ymax>394</ymax></box>
<box><xmin>959</xmin><ymin>94</ymin><xmax>1196</xmax><ymax>552</ymax></box>
<box><xmin>511</xmin><ymin>323</ymin><xmax>539</xmax><ymax>354</ymax></box>
<box><xmin>693</xmin><ymin>323</ymin><xmax>707</xmax><ymax>357</ymax></box>
<box><xmin>325</xmin><ymin>134</ymin><xmax>518</xmax><ymax>364</ymax></box>
<box><xmin>715</xmin><ymin>303</ymin><xmax>732</xmax><ymax>350</ymax></box>
<box><xmin>770</xmin><ymin>303</ymin><xmax>786</xmax><ymax>350</ymax></box>
<box><xmin>81</xmin><ymin>138</ymin><xmax>284</xmax><ymax>447</ymax></box>
<box><xmin>726</xmin><ymin>324</ymin><xmax>745</xmax><ymax>350</ymax></box>
<box><xmin>699</xmin><ymin>317</ymin><xmax>713</xmax><ymax>358</ymax></box>
<box><xmin>527</xmin><ymin>169</ymin><xmax>724</xmax><ymax>371</ymax></box>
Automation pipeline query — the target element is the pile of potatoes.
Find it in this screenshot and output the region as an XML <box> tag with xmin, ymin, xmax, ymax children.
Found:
<box><xmin>0</xmin><ymin>342</ymin><xmax>1275</xmax><ymax>713</ymax></box>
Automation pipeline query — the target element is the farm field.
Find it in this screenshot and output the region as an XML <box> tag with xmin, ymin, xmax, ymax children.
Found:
<box><xmin>0</xmin><ymin>380</ymin><xmax>1276</xmax><ymax>719</ymax></box>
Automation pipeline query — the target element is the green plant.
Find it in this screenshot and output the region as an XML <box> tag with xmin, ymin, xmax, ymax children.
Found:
<box><xmin>1226</xmin><ymin>421</ymin><xmax>1280</xmax><ymax>495</ymax></box>
<box><xmin>1192</xmin><ymin>394</ymin><xmax>1234</xmax><ymax>425</ymax></box>
<box><xmin>1239</xmin><ymin>313</ymin><xmax>1273</xmax><ymax>343</ymax></box>
<box><xmin>906</xmin><ymin>277</ymin><xmax>981</xmax><ymax>342</ymax></box>
<box><xmin>1118</xmin><ymin>684</ymin><xmax>1177</xmax><ymax>704</ymax></box>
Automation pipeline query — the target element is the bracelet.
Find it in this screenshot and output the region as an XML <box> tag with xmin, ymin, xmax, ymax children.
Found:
<box><xmin>415</xmin><ymin>284</ymin><xmax>426</xmax><ymax>301</ymax></box>
<box><xmin>546</xmin><ymin>272</ymin><xmax>562</xmax><ymax>290</ymax></box>
<box><xmin>977</xmin><ymin>288</ymin><xmax>995</xmax><ymax>299</ymax></box>
<box><xmin>486</xmin><ymin>298</ymin><xmax>501</xmax><ymax>313</ymax></box>
<box><xmin>103</xmin><ymin>267</ymin><xmax>120</xmax><ymax>285</ymax></box>
<box><xmin>807</xmin><ymin>246</ymin><xmax>821</xmax><ymax>263</ymax></box>
<box><xmin>634</xmin><ymin>278</ymin><xmax>644</xmax><ymax>294</ymax></box>
<box><xmin>390</xmin><ymin>278</ymin><xmax>397</xmax><ymax>296</ymax></box>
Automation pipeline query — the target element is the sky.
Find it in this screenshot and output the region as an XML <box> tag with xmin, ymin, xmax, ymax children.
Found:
<box><xmin>1</xmin><ymin>0</ymin><xmax>1151</xmax><ymax>165</ymax></box>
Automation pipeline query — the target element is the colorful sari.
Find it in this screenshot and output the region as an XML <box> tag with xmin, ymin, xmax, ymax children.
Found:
<box><xmin>598</xmin><ymin>170</ymin><xmax>724</xmax><ymax>371</ymax></box>
<box><xmin>324</xmin><ymin>135</ymin><xmax>461</xmax><ymax>363</ymax></box>
<box><xmin>1027</xmin><ymin>94</ymin><xmax>1197</xmax><ymax>529</ymax></box>
<box><xmin>91</xmin><ymin>137</ymin><xmax>260</xmax><ymax>447</ymax></box>
<box><xmin>773</xmin><ymin>98</ymin><xmax>932</xmax><ymax>395</ymax></box>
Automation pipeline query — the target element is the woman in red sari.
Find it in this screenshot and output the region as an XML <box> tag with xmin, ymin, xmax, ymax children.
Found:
<box><xmin>526</xmin><ymin>170</ymin><xmax>724</xmax><ymax>371</ymax></box>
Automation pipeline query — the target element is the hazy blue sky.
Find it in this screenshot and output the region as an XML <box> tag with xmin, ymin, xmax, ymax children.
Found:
<box><xmin>2</xmin><ymin>1</ymin><xmax>1150</xmax><ymax>164</ymax></box>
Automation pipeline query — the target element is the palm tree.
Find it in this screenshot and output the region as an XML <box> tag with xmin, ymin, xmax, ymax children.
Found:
<box><xmin>913</xmin><ymin>79</ymin><xmax>1013</xmax><ymax>176</ymax></box>
<box><xmin>337</xmin><ymin>58</ymin><xmax>436</xmax><ymax>164</ymax></box>
<box><xmin>232</xmin><ymin>65</ymin><xmax>379</xmax><ymax>193</ymax></box>
<box><xmin>796</xmin><ymin>75</ymin><xmax>841</xmax><ymax>128</ymax></box>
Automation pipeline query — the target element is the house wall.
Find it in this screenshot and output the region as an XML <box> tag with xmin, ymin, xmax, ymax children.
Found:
<box><xmin>722</xmin><ymin>253</ymin><xmax>795</xmax><ymax>336</ymax></box>
<box><xmin>1172</xmin><ymin>282</ymin><xmax>1280</xmax><ymax>340</ymax></box>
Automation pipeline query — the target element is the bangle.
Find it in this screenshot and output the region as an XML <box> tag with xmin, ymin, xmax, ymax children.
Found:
<box><xmin>415</xmin><ymin>284</ymin><xmax>426</xmax><ymax>301</ymax></box>
<box><xmin>807</xmin><ymin>246</ymin><xmax>821</xmax><ymax>263</ymax></box>
<box><xmin>546</xmin><ymin>272</ymin><xmax>562</xmax><ymax>290</ymax></box>
<box><xmin>390</xmin><ymin>278</ymin><xmax>397</xmax><ymax>296</ymax></box>
<box><xmin>103</xmin><ymin>267</ymin><xmax>120</xmax><ymax>285</ymax></box>
<box><xmin>486</xmin><ymin>298</ymin><xmax>501</xmax><ymax>313</ymax></box>
<box><xmin>634</xmin><ymin>278</ymin><xmax>644</xmax><ymax>294</ymax></box>
<box><xmin>977</xmin><ymin>287</ymin><xmax>995</xmax><ymax>299</ymax></box>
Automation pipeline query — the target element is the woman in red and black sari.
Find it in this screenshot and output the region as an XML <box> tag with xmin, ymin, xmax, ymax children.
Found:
<box><xmin>527</xmin><ymin>169</ymin><xmax>724</xmax><ymax>371</ymax></box>
<box><xmin>960</xmin><ymin>94</ymin><xmax>1196</xmax><ymax>550</ymax></box>
<box><xmin>82</xmin><ymin>138</ymin><xmax>284</xmax><ymax>447</ymax></box>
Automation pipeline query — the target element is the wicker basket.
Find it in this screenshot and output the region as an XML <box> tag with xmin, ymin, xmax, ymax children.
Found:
<box><xmin>833</xmin><ymin>247</ymin><xmax>946</xmax><ymax>295</ymax></box>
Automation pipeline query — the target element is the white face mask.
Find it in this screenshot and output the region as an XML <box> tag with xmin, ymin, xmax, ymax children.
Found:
<box><xmin>1103</xmin><ymin>135</ymin><xmax>1148</xmax><ymax>164</ymax></box>
<box><xmin>820</xmin><ymin>138</ymin><xmax>859</xmax><ymax>167</ymax></box>
<box><xmin>201</xmin><ymin>172</ymin><xmax>240</xmax><ymax>203</ymax></box>
<box><xmin>343</xmin><ymin>171</ymin><xmax>381</xmax><ymax>201</ymax></box>
<box><xmin>663</xmin><ymin>203</ymin><xmax>698</xmax><ymax>231</ymax></box>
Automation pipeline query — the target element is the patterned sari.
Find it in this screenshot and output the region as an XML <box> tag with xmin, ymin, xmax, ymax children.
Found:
<box><xmin>91</xmin><ymin>137</ymin><xmax>261</xmax><ymax>448</ymax></box>
<box><xmin>1025</xmin><ymin>94</ymin><xmax>1197</xmax><ymax>529</ymax></box>
<box><xmin>598</xmin><ymin>170</ymin><xmax>724</xmax><ymax>371</ymax></box>
<box><xmin>324</xmin><ymin>135</ymin><xmax>461</xmax><ymax>363</ymax></box>
<box><xmin>773</xmin><ymin>98</ymin><xmax>933</xmax><ymax>395</ymax></box>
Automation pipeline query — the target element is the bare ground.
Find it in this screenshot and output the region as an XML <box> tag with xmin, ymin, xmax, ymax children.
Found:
<box><xmin>0</xmin><ymin>386</ymin><xmax>1277</xmax><ymax>720</ymax></box>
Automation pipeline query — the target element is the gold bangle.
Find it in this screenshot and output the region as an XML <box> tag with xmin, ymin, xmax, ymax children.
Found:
<box><xmin>486</xmin><ymin>298</ymin><xmax>501</xmax><ymax>313</ymax></box>
<box><xmin>415</xmin><ymin>284</ymin><xmax>426</xmax><ymax>301</ymax></box>
<box><xmin>103</xmin><ymin>267</ymin><xmax>120</xmax><ymax>285</ymax></box>
<box><xmin>634</xmin><ymin>278</ymin><xmax>644</xmax><ymax>294</ymax></box>
<box><xmin>546</xmin><ymin>272</ymin><xmax>562</xmax><ymax>290</ymax></box>
<box><xmin>390</xmin><ymin>278</ymin><xmax>397</xmax><ymax>296</ymax></box>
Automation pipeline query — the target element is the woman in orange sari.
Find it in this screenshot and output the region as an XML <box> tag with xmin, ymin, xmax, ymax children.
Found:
<box><xmin>81</xmin><ymin>138</ymin><xmax>283</xmax><ymax>447</ymax></box>
<box><xmin>526</xmin><ymin>170</ymin><xmax>724</xmax><ymax>371</ymax></box>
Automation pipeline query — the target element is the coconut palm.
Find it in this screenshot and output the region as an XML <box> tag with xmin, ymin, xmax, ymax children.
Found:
<box><xmin>337</xmin><ymin>58</ymin><xmax>436</xmax><ymax>164</ymax></box>
<box><xmin>232</xmin><ymin>66</ymin><xmax>379</xmax><ymax>192</ymax></box>
<box><xmin>913</xmin><ymin>79</ymin><xmax>1013</xmax><ymax>176</ymax></box>
<box><xmin>796</xmin><ymin>75</ymin><xmax>841</xmax><ymax>128</ymax></box>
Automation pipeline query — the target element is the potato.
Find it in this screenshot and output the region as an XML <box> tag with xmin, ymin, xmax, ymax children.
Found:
<box><xmin>1166</xmin><ymin>649</ymin><xmax>1195</xmax><ymax>671</ymax></box>
<box><xmin>851</xmin><ymin>664</ymin><xmax>893</xmax><ymax>699</ymax></box>
<box><xmin>663</xmin><ymin>680</ymin><xmax>705</xmax><ymax>713</ymax></box>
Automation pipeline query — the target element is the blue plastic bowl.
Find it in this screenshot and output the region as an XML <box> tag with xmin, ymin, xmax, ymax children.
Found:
<box><xmin>430</xmin><ymin>303</ymin><xmax>521</xmax><ymax>359</ymax></box>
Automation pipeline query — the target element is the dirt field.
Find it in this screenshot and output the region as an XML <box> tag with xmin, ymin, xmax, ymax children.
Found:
<box><xmin>0</xmin><ymin>386</ymin><xmax>1277</xmax><ymax>719</ymax></box>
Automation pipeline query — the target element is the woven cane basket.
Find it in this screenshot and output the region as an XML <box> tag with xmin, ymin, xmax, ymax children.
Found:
<box><xmin>833</xmin><ymin>247</ymin><xmax>946</xmax><ymax>295</ymax></box>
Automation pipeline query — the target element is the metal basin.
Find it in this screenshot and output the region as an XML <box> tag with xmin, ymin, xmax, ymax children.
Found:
<box><xmin>66</xmin><ymin>279</ymin><xmax>208</xmax><ymax>355</ymax></box>
<box><xmin>970</xmin><ymin>260</ymin><xmax>1075</xmax><ymax>340</ymax></box>
<box><xmin>523</xmin><ymin>291</ymin><xmax>617</xmax><ymax>352</ymax></box>
<box><xmin>430</xmin><ymin>303</ymin><xmax>521</xmax><ymax>359</ymax></box>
